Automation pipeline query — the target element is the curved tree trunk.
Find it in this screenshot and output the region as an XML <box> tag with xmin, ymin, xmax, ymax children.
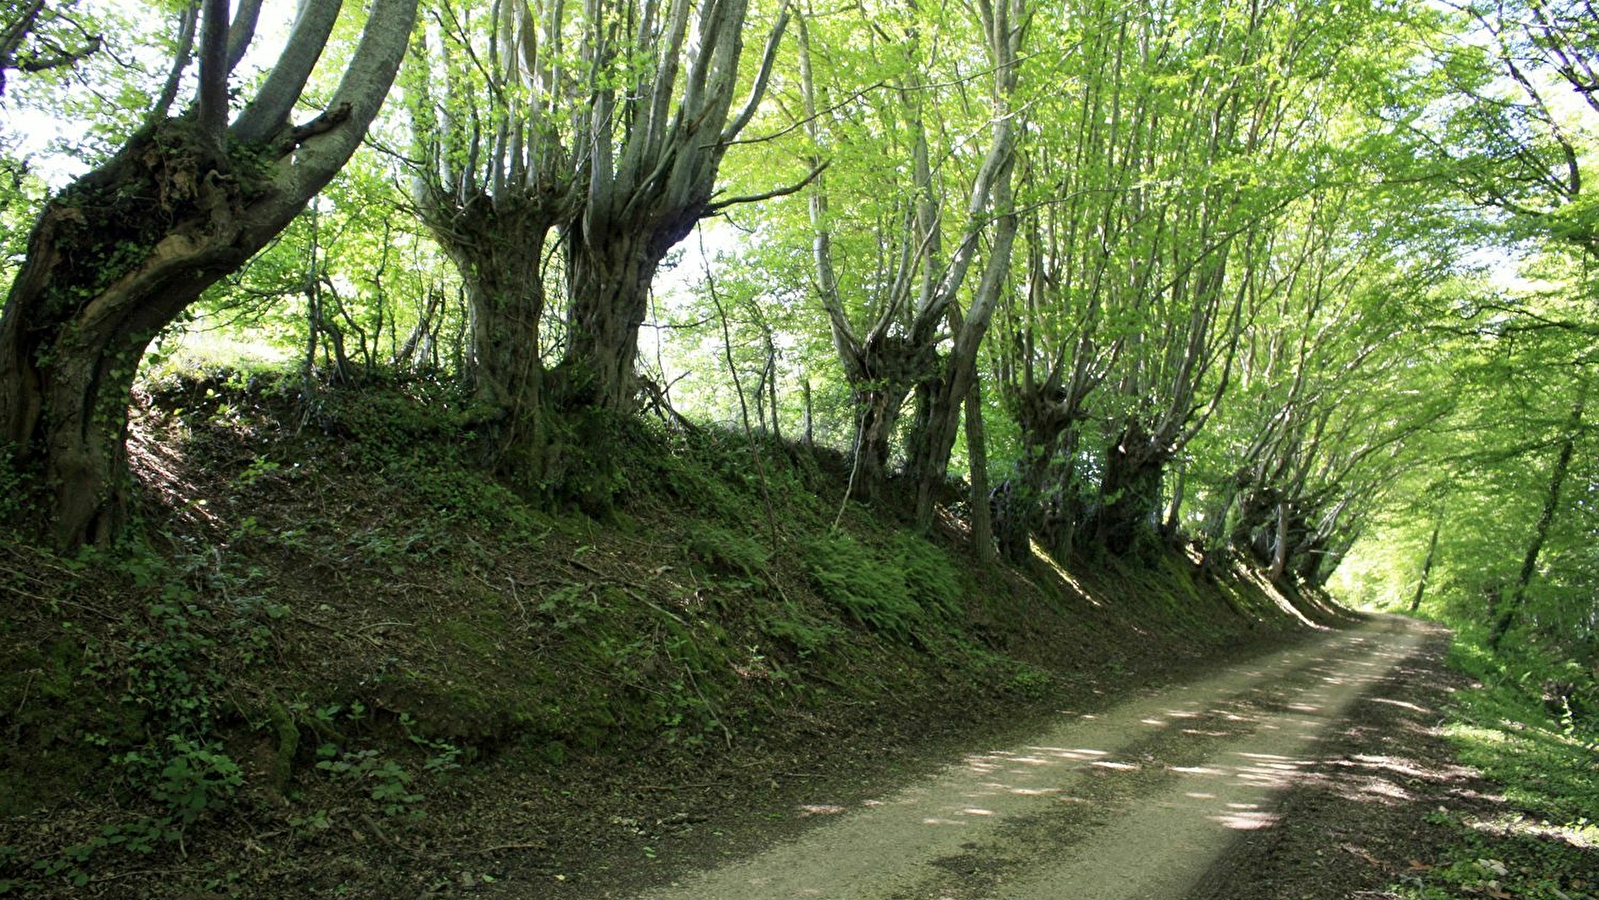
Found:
<box><xmin>0</xmin><ymin>133</ymin><xmax>247</xmax><ymax>544</ymax></box>
<box><xmin>0</xmin><ymin>125</ymin><xmax>258</xmax><ymax>546</ymax></box>
<box><xmin>0</xmin><ymin>0</ymin><xmax>417</xmax><ymax>548</ymax></box>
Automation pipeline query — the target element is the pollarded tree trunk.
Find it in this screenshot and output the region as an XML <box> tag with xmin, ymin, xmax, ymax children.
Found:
<box><xmin>836</xmin><ymin>336</ymin><xmax>938</xmax><ymax>502</ymax></box>
<box><xmin>558</xmin><ymin>216</ymin><xmax>694</xmax><ymax>410</ymax></box>
<box><xmin>426</xmin><ymin>193</ymin><xmax>565</xmax><ymax>475</ymax></box>
<box><xmin>994</xmin><ymin>379</ymin><xmax>1087</xmax><ymax>564</ymax></box>
<box><xmin>1093</xmin><ymin>421</ymin><xmax>1169</xmax><ymax>556</ymax></box>
<box><xmin>0</xmin><ymin>0</ymin><xmax>417</xmax><ymax>548</ymax></box>
<box><xmin>550</xmin><ymin>0</ymin><xmax>792</xmax><ymax>415</ymax></box>
<box><xmin>853</xmin><ymin>383</ymin><xmax>910</xmax><ymax>501</ymax></box>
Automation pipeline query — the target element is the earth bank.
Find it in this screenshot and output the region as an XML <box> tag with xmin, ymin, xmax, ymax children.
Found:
<box><xmin>0</xmin><ymin>371</ymin><xmax>1351</xmax><ymax>898</ymax></box>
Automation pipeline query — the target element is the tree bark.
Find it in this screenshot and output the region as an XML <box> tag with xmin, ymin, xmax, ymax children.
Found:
<box><xmin>557</xmin><ymin>215</ymin><xmax>695</xmax><ymax>410</ymax></box>
<box><xmin>425</xmin><ymin>193</ymin><xmax>564</xmax><ymax>475</ymax></box>
<box><xmin>995</xmin><ymin>378</ymin><xmax>1087</xmax><ymax>564</ymax></box>
<box><xmin>1491</xmin><ymin>390</ymin><xmax>1585</xmax><ymax>648</ymax></box>
<box><xmin>1409</xmin><ymin>517</ymin><xmax>1441</xmax><ymax>613</ymax></box>
<box><xmin>0</xmin><ymin>0</ymin><xmax>418</xmax><ymax>547</ymax></box>
<box><xmin>1093</xmin><ymin>421</ymin><xmax>1169</xmax><ymax>556</ymax></box>
<box><xmin>965</xmin><ymin>378</ymin><xmax>995</xmax><ymax>566</ymax></box>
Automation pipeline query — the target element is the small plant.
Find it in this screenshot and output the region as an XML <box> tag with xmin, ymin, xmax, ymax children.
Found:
<box><xmin>236</xmin><ymin>455</ymin><xmax>282</xmax><ymax>486</ymax></box>
<box><xmin>893</xmin><ymin>531</ymin><xmax>962</xmax><ymax>617</ymax></box>
<box><xmin>316</xmin><ymin>744</ymin><xmax>426</xmax><ymax>819</ymax></box>
<box><xmin>759</xmin><ymin>605</ymin><xmax>839</xmax><ymax>655</ymax></box>
<box><xmin>801</xmin><ymin>532</ymin><xmax>923</xmax><ymax>643</ymax></box>
<box><xmin>685</xmin><ymin>523</ymin><xmax>770</xmax><ymax>581</ymax></box>
<box><xmin>0</xmin><ymin>443</ymin><xmax>31</xmax><ymax>526</ymax></box>
<box><xmin>121</xmin><ymin>737</ymin><xmax>244</xmax><ymax>827</ymax></box>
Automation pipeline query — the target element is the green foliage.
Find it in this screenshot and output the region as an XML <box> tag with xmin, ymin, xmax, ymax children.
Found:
<box><xmin>802</xmin><ymin>531</ymin><xmax>933</xmax><ymax>643</ymax></box>
<box><xmin>758</xmin><ymin>605</ymin><xmax>840</xmax><ymax>656</ymax></box>
<box><xmin>1382</xmin><ymin>629</ymin><xmax>1598</xmax><ymax>900</ymax></box>
<box><xmin>0</xmin><ymin>544</ymin><xmax>258</xmax><ymax>890</ymax></box>
<box><xmin>1443</xmin><ymin>631</ymin><xmax>1599</xmax><ymax>823</ymax></box>
<box><xmin>686</xmin><ymin>523</ymin><xmax>770</xmax><ymax>581</ymax></box>
<box><xmin>130</xmin><ymin>737</ymin><xmax>244</xmax><ymax>826</ymax></box>
<box><xmin>0</xmin><ymin>444</ymin><xmax>29</xmax><ymax>527</ymax></box>
<box><xmin>315</xmin><ymin>746</ymin><xmax>425</xmax><ymax>820</ymax></box>
<box><xmin>893</xmin><ymin>531</ymin><xmax>963</xmax><ymax>617</ymax></box>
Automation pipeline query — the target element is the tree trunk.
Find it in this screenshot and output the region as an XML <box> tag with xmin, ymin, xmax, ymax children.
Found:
<box><xmin>460</xmin><ymin>261</ymin><xmax>549</xmax><ymax>470</ymax></box>
<box><xmin>1163</xmin><ymin>460</ymin><xmax>1186</xmax><ymax>538</ymax></box>
<box><xmin>965</xmin><ymin>378</ymin><xmax>995</xmax><ymax>567</ymax></box>
<box><xmin>558</xmin><ymin>223</ymin><xmax>683</xmax><ymax>410</ymax></box>
<box><xmin>802</xmin><ymin>379</ymin><xmax>814</xmax><ymax>448</ymax></box>
<box><xmin>0</xmin><ymin>281</ymin><xmax>167</xmax><ymax>546</ymax></box>
<box><xmin>1269</xmin><ymin>501</ymin><xmax>1290</xmax><ymax>583</ymax></box>
<box><xmin>1409</xmin><ymin>517</ymin><xmax>1441</xmax><ymax>613</ymax></box>
<box><xmin>996</xmin><ymin>383</ymin><xmax>1083</xmax><ymax>564</ymax></box>
<box><xmin>849</xmin><ymin>385</ymin><xmax>907</xmax><ymax>502</ymax></box>
<box><xmin>0</xmin><ymin>0</ymin><xmax>418</xmax><ymax>547</ymax></box>
<box><xmin>1094</xmin><ymin>422</ymin><xmax>1168</xmax><ymax>556</ymax></box>
<box><xmin>1491</xmin><ymin>391</ymin><xmax>1585</xmax><ymax>648</ymax></box>
<box><xmin>428</xmin><ymin>195</ymin><xmax>561</xmax><ymax>475</ymax></box>
<box><xmin>0</xmin><ymin>124</ymin><xmax>252</xmax><ymax>546</ymax></box>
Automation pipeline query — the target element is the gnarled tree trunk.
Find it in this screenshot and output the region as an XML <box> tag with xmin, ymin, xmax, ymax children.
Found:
<box><xmin>1093</xmin><ymin>421</ymin><xmax>1170</xmax><ymax>556</ymax></box>
<box><xmin>431</xmin><ymin>195</ymin><xmax>565</xmax><ymax>474</ymax></box>
<box><xmin>557</xmin><ymin>213</ymin><xmax>697</xmax><ymax>410</ymax></box>
<box><xmin>0</xmin><ymin>0</ymin><xmax>417</xmax><ymax>548</ymax></box>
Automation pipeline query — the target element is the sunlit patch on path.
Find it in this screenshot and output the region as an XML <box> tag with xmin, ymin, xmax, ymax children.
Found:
<box><xmin>619</xmin><ymin>618</ymin><xmax>1427</xmax><ymax>900</ymax></box>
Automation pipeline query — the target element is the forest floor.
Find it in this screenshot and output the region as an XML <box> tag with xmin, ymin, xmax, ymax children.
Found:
<box><xmin>505</xmin><ymin>616</ymin><xmax>1593</xmax><ymax>900</ymax></box>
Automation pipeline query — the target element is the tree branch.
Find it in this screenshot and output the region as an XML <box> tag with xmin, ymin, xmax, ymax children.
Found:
<box><xmin>706</xmin><ymin>160</ymin><xmax>828</xmax><ymax>212</ymax></box>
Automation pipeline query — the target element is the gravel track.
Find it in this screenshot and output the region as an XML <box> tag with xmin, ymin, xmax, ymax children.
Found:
<box><xmin>610</xmin><ymin>617</ymin><xmax>1425</xmax><ymax>900</ymax></box>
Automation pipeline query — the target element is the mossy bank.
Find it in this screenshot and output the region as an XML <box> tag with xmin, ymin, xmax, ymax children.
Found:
<box><xmin>0</xmin><ymin>370</ymin><xmax>1345</xmax><ymax>898</ymax></box>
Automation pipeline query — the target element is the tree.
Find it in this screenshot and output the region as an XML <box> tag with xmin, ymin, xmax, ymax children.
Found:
<box><xmin>793</xmin><ymin>0</ymin><xmax>1021</xmax><ymax>506</ymax></box>
<box><xmin>0</xmin><ymin>0</ymin><xmax>418</xmax><ymax>547</ymax></box>
<box><xmin>407</xmin><ymin>0</ymin><xmax>797</xmax><ymax>489</ymax></box>
<box><xmin>0</xmin><ymin>0</ymin><xmax>101</xmax><ymax>100</ymax></box>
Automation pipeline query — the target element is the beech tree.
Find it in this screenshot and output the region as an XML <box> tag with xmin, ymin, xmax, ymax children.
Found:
<box><xmin>0</xmin><ymin>0</ymin><xmax>101</xmax><ymax>99</ymax></box>
<box><xmin>793</xmin><ymin>0</ymin><xmax>1022</xmax><ymax>507</ymax></box>
<box><xmin>0</xmin><ymin>0</ymin><xmax>418</xmax><ymax>547</ymax></box>
<box><xmin>1349</xmin><ymin>0</ymin><xmax>1599</xmax><ymax>641</ymax></box>
<box><xmin>407</xmin><ymin>0</ymin><xmax>796</xmax><ymax>489</ymax></box>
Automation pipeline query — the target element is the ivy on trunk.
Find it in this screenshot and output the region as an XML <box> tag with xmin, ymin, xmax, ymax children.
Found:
<box><xmin>0</xmin><ymin>0</ymin><xmax>418</xmax><ymax>548</ymax></box>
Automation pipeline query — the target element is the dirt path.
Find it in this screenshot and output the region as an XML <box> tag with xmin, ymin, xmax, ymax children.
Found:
<box><xmin>563</xmin><ymin>616</ymin><xmax>1427</xmax><ymax>900</ymax></box>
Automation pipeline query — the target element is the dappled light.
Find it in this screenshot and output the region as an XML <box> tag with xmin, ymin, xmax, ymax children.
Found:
<box><xmin>1213</xmin><ymin>807</ymin><xmax>1280</xmax><ymax>831</ymax></box>
<box><xmin>629</xmin><ymin>624</ymin><xmax>1480</xmax><ymax>900</ymax></box>
<box><xmin>3</xmin><ymin>2</ymin><xmax>1594</xmax><ymax>896</ymax></box>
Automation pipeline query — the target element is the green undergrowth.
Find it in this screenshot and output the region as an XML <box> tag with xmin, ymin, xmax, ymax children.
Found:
<box><xmin>0</xmin><ymin>367</ymin><xmax>1321</xmax><ymax>898</ymax></box>
<box><xmin>1389</xmin><ymin>621</ymin><xmax>1598</xmax><ymax>900</ymax></box>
